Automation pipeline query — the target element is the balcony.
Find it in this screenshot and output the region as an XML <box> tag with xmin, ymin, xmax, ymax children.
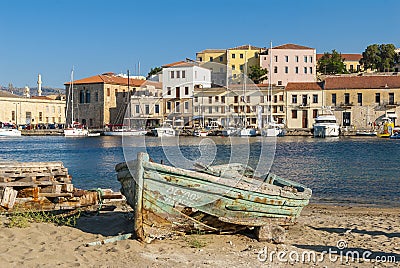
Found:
<box><xmin>338</xmin><ymin>102</ymin><xmax>354</xmax><ymax>108</ymax></box>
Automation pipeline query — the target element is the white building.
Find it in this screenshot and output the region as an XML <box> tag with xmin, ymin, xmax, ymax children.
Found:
<box><xmin>260</xmin><ymin>43</ymin><xmax>317</xmax><ymax>87</ymax></box>
<box><xmin>161</xmin><ymin>61</ymin><xmax>212</xmax><ymax>126</ymax></box>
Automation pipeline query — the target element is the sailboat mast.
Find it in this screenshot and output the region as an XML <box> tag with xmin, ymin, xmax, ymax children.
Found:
<box><xmin>71</xmin><ymin>67</ymin><xmax>74</xmax><ymax>125</ymax></box>
<box><xmin>269</xmin><ymin>41</ymin><xmax>273</xmax><ymax>123</ymax></box>
<box><xmin>127</xmin><ymin>69</ymin><xmax>130</xmax><ymax>129</ymax></box>
<box><xmin>243</xmin><ymin>51</ymin><xmax>247</xmax><ymax>127</ymax></box>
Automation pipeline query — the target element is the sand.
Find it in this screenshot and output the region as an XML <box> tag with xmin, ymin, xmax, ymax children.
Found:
<box><xmin>0</xmin><ymin>203</ymin><xmax>399</xmax><ymax>268</ymax></box>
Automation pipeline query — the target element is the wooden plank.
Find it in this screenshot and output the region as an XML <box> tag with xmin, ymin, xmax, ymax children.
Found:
<box><xmin>0</xmin><ymin>187</ymin><xmax>18</xmax><ymax>209</ymax></box>
<box><xmin>38</xmin><ymin>192</ymin><xmax>73</xmax><ymax>198</ymax></box>
<box><xmin>61</xmin><ymin>183</ymin><xmax>74</xmax><ymax>192</ymax></box>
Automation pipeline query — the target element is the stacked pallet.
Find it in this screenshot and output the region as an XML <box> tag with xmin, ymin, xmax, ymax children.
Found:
<box><xmin>0</xmin><ymin>161</ymin><xmax>100</xmax><ymax>211</ymax></box>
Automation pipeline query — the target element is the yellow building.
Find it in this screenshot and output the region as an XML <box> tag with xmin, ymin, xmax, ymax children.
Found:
<box><xmin>323</xmin><ymin>75</ymin><xmax>400</xmax><ymax>129</ymax></box>
<box><xmin>317</xmin><ymin>53</ymin><xmax>363</xmax><ymax>73</ymax></box>
<box><xmin>0</xmin><ymin>90</ymin><xmax>66</xmax><ymax>127</ymax></box>
<box><xmin>196</xmin><ymin>45</ymin><xmax>266</xmax><ymax>85</ymax></box>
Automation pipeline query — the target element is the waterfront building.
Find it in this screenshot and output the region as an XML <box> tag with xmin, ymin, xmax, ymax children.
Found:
<box><xmin>260</xmin><ymin>44</ymin><xmax>317</xmax><ymax>87</ymax></box>
<box><xmin>193</xmin><ymin>84</ymin><xmax>285</xmax><ymax>128</ymax></box>
<box><xmin>161</xmin><ymin>61</ymin><xmax>211</xmax><ymax>127</ymax></box>
<box><xmin>285</xmin><ymin>82</ymin><xmax>324</xmax><ymax>129</ymax></box>
<box><xmin>64</xmin><ymin>72</ymin><xmax>148</xmax><ymax>129</ymax></box>
<box><xmin>0</xmin><ymin>90</ymin><xmax>65</xmax><ymax>127</ymax></box>
<box><xmin>128</xmin><ymin>81</ymin><xmax>163</xmax><ymax>128</ymax></box>
<box><xmin>323</xmin><ymin>75</ymin><xmax>400</xmax><ymax>129</ymax></box>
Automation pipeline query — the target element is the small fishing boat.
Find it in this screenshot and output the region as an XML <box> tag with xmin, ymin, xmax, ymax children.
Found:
<box><xmin>153</xmin><ymin>123</ymin><xmax>175</xmax><ymax>137</ymax></box>
<box><xmin>0</xmin><ymin>127</ymin><xmax>21</xmax><ymax>137</ymax></box>
<box><xmin>116</xmin><ymin>152</ymin><xmax>312</xmax><ymax>241</ymax></box>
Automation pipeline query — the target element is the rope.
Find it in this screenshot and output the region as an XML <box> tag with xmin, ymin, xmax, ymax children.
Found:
<box><xmin>89</xmin><ymin>188</ymin><xmax>104</xmax><ymax>214</ymax></box>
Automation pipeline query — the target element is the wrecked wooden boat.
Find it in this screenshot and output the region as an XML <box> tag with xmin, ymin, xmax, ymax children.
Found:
<box><xmin>116</xmin><ymin>152</ymin><xmax>312</xmax><ymax>241</ymax></box>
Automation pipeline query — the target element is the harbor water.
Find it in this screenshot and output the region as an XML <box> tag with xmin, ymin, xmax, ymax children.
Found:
<box><xmin>0</xmin><ymin>135</ymin><xmax>398</xmax><ymax>207</ymax></box>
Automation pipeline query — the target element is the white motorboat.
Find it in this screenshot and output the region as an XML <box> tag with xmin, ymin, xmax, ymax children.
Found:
<box><xmin>239</xmin><ymin>127</ymin><xmax>257</xmax><ymax>137</ymax></box>
<box><xmin>154</xmin><ymin>123</ymin><xmax>175</xmax><ymax>137</ymax></box>
<box><xmin>262</xmin><ymin>122</ymin><xmax>285</xmax><ymax>137</ymax></box>
<box><xmin>0</xmin><ymin>128</ymin><xmax>21</xmax><ymax>137</ymax></box>
<box><xmin>313</xmin><ymin>108</ymin><xmax>340</xmax><ymax>138</ymax></box>
<box><xmin>64</xmin><ymin>125</ymin><xmax>89</xmax><ymax>137</ymax></box>
<box><xmin>103</xmin><ymin>128</ymin><xmax>147</xmax><ymax>136</ymax></box>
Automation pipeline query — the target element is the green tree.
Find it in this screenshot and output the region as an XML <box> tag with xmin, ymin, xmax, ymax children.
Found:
<box><xmin>317</xmin><ymin>50</ymin><xmax>347</xmax><ymax>75</ymax></box>
<box><xmin>146</xmin><ymin>66</ymin><xmax>163</xmax><ymax>79</ymax></box>
<box><xmin>360</xmin><ymin>44</ymin><xmax>399</xmax><ymax>72</ymax></box>
<box><xmin>248</xmin><ymin>65</ymin><xmax>268</xmax><ymax>84</ymax></box>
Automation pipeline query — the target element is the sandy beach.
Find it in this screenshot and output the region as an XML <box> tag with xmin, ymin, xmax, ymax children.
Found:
<box><xmin>0</xmin><ymin>203</ymin><xmax>398</xmax><ymax>268</ymax></box>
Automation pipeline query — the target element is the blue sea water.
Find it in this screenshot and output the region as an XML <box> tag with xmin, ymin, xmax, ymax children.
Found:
<box><xmin>0</xmin><ymin>135</ymin><xmax>398</xmax><ymax>207</ymax></box>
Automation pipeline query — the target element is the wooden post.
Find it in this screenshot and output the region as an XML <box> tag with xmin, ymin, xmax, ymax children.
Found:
<box><xmin>133</xmin><ymin>152</ymin><xmax>147</xmax><ymax>241</ymax></box>
<box><xmin>0</xmin><ymin>187</ymin><xmax>18</xmax><ymax>209</ymax></box>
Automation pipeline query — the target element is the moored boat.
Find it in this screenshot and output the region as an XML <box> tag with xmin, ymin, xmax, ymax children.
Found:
<box><xmin>0</xmin><ymin>128</ymin><xmax>21</xmax><ymax>137</ymax></box>
<box><xmin>312</xmin><ymin>108</ymin><xmax>340</xmax><ymax>138</ymax></box>
<box><xmin>116</xmin><ymin>152</ymin><xmax>312</xmax><ymax>241</ymax></box>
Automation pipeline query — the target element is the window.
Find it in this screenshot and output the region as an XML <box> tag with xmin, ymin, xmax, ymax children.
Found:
<box><xmin>182</xmin><ymin>70</ymin><xmax>186</xmax><ymax>78</ymax></box>
<box><xmin>279</xmin><ymin>105</ymin><xmax>284</xmax><ymax>112</ymax></box>
<box><xmin>145</xmin><ymin>105</ymin><xmax>150</xmax><ymax>114</ymax></box>
<box><xmin>292</xmin><ymin>110</ymin><xmax>298</xmax><ymax>119</ymax></box>
<box><xmin>215</xmin><ymin>106</ymin><xmax>219</xmax><ymax>113</ymax></box>
<box><xmin>273</xmin><ymin>106</ymin><xmax>277</xmax><ymax>113</ymax></box>
<box><xmin>194</xmin><ymin>107</ymin><xmax>199</xmax><ymax>113</ymax></box>
<box><xmin>389</xmin><ymin>93</ymin><xmax>395</xmax><ymax>105</ymax></box>
<box><xmin>304</xmin><ymin>67</ymin><xmax>307</xmax><ymax>74</ymax></box>
<box><xmin>274</xmin><ymin>66</ymin><xmax>278</xmax><ymax>73</ymax></box>
<box><xmin>304</xmin><ymin>56</ymin><xmax>308</xmax><ymax>63</ymax></box>
<box><xmin>274</xmin><ymin>55</ymin><xmax>278</xmax><ymax>62</ymax></box>
<box><xmin>175</xmin><ymin>102</ymin><xmax>180</xmax><ymax>112</ymax></box>
<box><xmin>184</xmin><ymin>101</ymin><xmax>189</xmax><ymax>111</ymax></box>
<box><xmin>260</xmin><ymin>95</ymin><xmax>264</xmax><ymax>103</ymax></box>
<box><xmin>246</xmin><ymin>96</ymin><xmax>250</xmax><ymax>103</ymax></box>
<box><xmin>135</xmin><ymin>105</ymin><xmax>140</xmax><ymax>113</ymax></box>
<box><xmin>234</xmin><ymin>96</ymin><xmax>239</xmax><ymax>103</ymax></box>
<box><xmin>255</xmin><ymin>52</ymin><xmax>258</xmax><ymax>58</ymax></box>
<box><xmin>310</xmin><ymin>56</ymin><xmax>313</xmax><ymax>63</ymax></box>
<box><xmin>285</xmin><ymin>66</ymin><xmax>289</xmax><ymax>73</ymax></box>
<box><xmin>167</xmin><ymin>101</ymin><xmax>171</xmax><ymax>110</ymax></box>
<box><xmin>375</xmin><ymin>93</ymin><xmax>380</xmax><ymax>104</ymax></box>
<box><xmin>221</xmin><ymin>106</ymin><xmax>225</xmax><ymax>113</ymax></box>
<box><xmin>155</xmin><ymin>104</ymin><xmax>160</xmax><ymax>114</ymax></box>
<box><xmin>215</xmin><ymin>96</ymin><xmax>219</xmax><ymax>102</ymax></box>
<box><xmin>302</xmin><ymin>95</ymin><xmax>307</xmax><ymax>105</ymax></box>
<box><xmin>313</xmin><ymin>109</ymin><xmax>318</xmax><ymax>118</ymax></box>
<box><xmin>278</xmin><ymin>81</ymin><xmax>282</xmax><ymax>86</ymax></box>
<box><xmin>175</xmin><ymin>87</ymin><xmax>180</xmax><ymax>98</ymax></box>
<box><xmin>170</xmin><ymin>71</ymin><xmax>174</xmax><ymax>79</ymax></box>
<box><xmin>295</xmin><ymin>67</ymin><xmax>299</xmax><ymax>74</ymax></box>
<box><xmin>279</xmin><ymin>95</ymin><xmax>284</xmax><ymax>102</ymax></box>
<box><xmin>194</xmin><ymin>96</ymin><xmax>198</xmax><ymax>102</ymax></box>
<box><xmin>210</xmin><ymin>57</ymin><xmax>213</xmax><ymax>62</ymax></box>
<box><xmin>313</xmin><ymin>94</ymin><xmax>318</xmax><ymax>103</ymax></box>
<box><xmin>295</xmin><ymin>56</ymin><xmax>299</xmax><ymax>62</ymax></box>
<box><xmin>221</xmin><ymin>96</ymin><xmax>225</xmax><ymax>103</ymax></box>
<box><xmin>11</xmin><ymin>111</ymin><xmax>15</xmax><ymax>121</ymax></box>
<box><xmin>219</xmin><ymin>56</ymin><xmax>223</xmax><ymax>62</ymax></box>
<box><xmin>198</xmin><ymin>57</ymin><xmax>202</xmax><ymax>62</ymax></box>
<box><xmin>285</xmin><ymin>55</ymin><xmax>289</xmax><ymax>62</ymax></box>
<box><xmin>208</xmin><ymin>107</ymin><xmax>212</xmax><ymax>114</ymax></box>
<box><xmin>357</xmin><ymin>93</ymin><xmax>362</xmax><ymax>105</ymax></box>
<box><xmin>332</xmin><ymin>93</ymin><xmax>337</xmax><ymax>105</ymax></box>
<box><xmin>344</xmin><ymin>93</ymin><xmax>350</xmax><ymax>104</ymax></box>
<box><xmin>79</xmin><ymin>90</ymin><xmax>85</xmax><ymax>103</ymax></box>
<box><xmin>292</xmin><ymin>95</ymin><xmax>297</xmax><ymax>103</ymax></box>
<box><xmin>240</xmin><ymin>65</ymin><xmax>244</xmax><ymax>71</ymax></box>
<box><xmin>95</xmin><ymin>91</ymin><xmax>99</xmax><ymax>102</ymax></box>
<box><xmin>185</xmin><ymin>87</ymin><xmax>189</xmax><ymax>95</ymax></box>
<box><xmin>240</xmin><ymin>53</ymin><xmax>243</xmax><ymax>59</ymax></box>
<box><xmin>208</xmin><ymin>96</ymin><xmax>212</xmax><ymax>104</ymax></box>
<box><xmin>39</xmin><ymin>112</ymin><xmax>43</xmax><ymax>121</ymax></box>
<box><xmin>85</xmin><ymin>90</ymin><xmax>90</xmax><ymax>103</ymax></box>
<box><xmin>232</xmin><ymin>54</ymin><xmax>235</xmax><ymax>59</ymax></box>
<box><xmin>232</xmin><ymin>65</ymin><xmax>236</xmax><ymax>70</ymax></box>
<box><xmin>176</xmin><ymin>71</ymin><xmax>180</xmax><ymax>78</ymax></box>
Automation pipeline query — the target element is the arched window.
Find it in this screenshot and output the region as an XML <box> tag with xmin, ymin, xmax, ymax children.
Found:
<box><xmin>79</xmin><ymin>90</ymin><xmax>85</xmax><ymax>103</ymax></box>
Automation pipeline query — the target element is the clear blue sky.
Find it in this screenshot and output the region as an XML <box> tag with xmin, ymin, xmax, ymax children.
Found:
<box><xmin>1</xmin><ymin>0</ymin><xmax>399</xmax><ymax>88</ymax></box>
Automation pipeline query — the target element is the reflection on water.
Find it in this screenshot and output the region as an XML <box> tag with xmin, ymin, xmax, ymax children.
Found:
<box><xmin>0</xmin><ymin>135</ymin><xmax>398</xmax><ymax>207</ymax></box>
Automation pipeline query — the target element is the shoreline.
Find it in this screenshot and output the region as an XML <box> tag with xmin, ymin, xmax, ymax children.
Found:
<box><xmin>0</xmin><ymin>203</ymin><xmax>398</xmax><ymax>267</ymax></box>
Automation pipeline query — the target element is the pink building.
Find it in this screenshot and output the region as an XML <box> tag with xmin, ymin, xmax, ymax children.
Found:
<box><xmin>260</xmin><ymin>44</ymin><xmax>316</xmax><ymax>87</ymax></box>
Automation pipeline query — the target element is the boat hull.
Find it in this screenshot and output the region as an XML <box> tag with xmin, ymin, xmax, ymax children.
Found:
<box><xmin>0</xmin><ymin>129</ymin><xmax>21</xmax><ymax>137</ymax></box>
<box><xmin>103</xmin><ymin>130</ymin><xmax>147</xmax><ymax>136</ymax></box>
<box><xmin>116</xmin><ymin>152</ymin><xmax>312</xmax><ymax>240</ymax></box>
<box><xmin>64</xmin><ymin>128</ymin><xmax>88</xmax><ymax>137</ymax></box>
<box><xmin>313</xmin><ymin>125</ymin><xmax>339</xmax><ymax>138</ymax></box>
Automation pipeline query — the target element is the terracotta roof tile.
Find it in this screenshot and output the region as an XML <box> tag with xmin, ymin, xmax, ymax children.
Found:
<box><xmin>64</xmin><ymin>73</ymin><xmax>146</xmax><ymax>87</ymax></box>
<box><xmin>316</xmin><ymin>53</ymin><xmax>362</xmax><ymax>61</ymax></box>
<box><xmin>273</xmin><ymin>44</ymin><xmax>314</xmax><ymax>50</ymax></box>
<box><xmin>286</xmin><ymin>82</ymin><xmax>323</xmax><ymax>91</ymax></box>
<box><xmin>324</xmin><ymin>75</ymin><xmax>400</xmax><ymax>89</ymax></box>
